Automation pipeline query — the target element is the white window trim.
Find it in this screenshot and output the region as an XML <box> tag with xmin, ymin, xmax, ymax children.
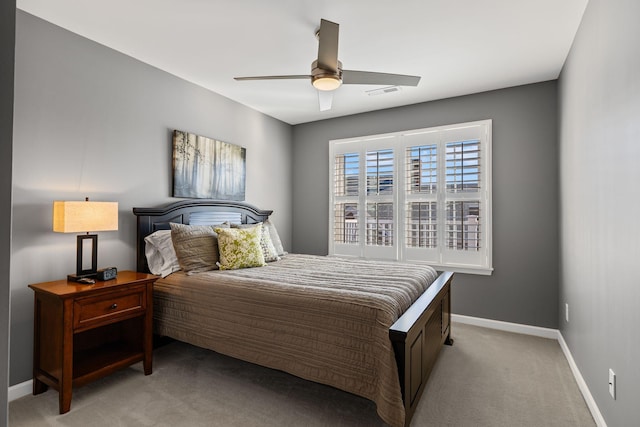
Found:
<box><xmin>329</xmin><ymin>120</ymin><xmax>493</xmax><ymax>275</ymax></box>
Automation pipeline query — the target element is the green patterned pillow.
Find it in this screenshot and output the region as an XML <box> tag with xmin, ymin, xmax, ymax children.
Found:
<box><xmin>214</xmin><ymin>225</ymin><xmax>266</xmax><ymax>270</ymax></box>
<box><xmin>230</xmin><ymin>222</ymin><xmax>280</xmax><ymax>262</ymax></box>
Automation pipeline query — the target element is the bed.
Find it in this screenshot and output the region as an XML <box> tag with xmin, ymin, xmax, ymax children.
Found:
<box><xmin>133</xmin><ymin>199</ymin><xmax>453</xmax><ymax>427</ymax></box>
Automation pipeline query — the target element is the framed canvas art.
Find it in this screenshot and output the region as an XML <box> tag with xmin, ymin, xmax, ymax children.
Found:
<box><xmin>172</xmin><ymin>130</ymin><xmax>246</xmax><ymax>200</ymax></box>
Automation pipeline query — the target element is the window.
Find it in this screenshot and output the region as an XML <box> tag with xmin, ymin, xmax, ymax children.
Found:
<box><xmin>329</xmin><ymin>120</ymin><xmax>492</xmax><ymax>275</ymax></box>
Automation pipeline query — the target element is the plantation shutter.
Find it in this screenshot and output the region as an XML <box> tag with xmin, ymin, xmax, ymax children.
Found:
<box><xmin>329</xmin><ymin>120</ymin><xmax>492</xmax><ymax>274</ymax></box>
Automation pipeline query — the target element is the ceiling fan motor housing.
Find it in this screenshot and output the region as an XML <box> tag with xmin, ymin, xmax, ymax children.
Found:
<box><xmin>311</xmin><ymin>60</ymin><xmax>343</xmax><ymax>90</ymax></box>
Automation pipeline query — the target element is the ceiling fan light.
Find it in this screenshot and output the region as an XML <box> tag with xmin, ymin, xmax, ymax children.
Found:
<box><xmin>312</xmin><ymin>76</ymin><xmax>342</xmax><ymax>91</ymax></box>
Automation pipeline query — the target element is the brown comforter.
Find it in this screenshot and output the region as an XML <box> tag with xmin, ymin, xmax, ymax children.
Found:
<box><xmin>153</xmin><ymin>254</ymin><xmax>438</xmax><ymax>427</ymax></box>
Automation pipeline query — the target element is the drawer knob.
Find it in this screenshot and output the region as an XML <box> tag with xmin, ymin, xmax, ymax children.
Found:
<box><xmin>110</xmin><ymin>303</ymin><xmax>118</xmax><ymax>310</ymax></box>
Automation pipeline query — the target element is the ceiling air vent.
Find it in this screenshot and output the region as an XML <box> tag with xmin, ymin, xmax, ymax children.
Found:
<box><xmin>366</xmin><ymin>86</ymin><xmax>402</xmax><ymax>96</ymax></box>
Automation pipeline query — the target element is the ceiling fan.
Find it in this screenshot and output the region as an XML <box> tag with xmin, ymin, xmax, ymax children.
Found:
<box><xmin>234</xmin><ymin>19</ymin><xmax>421</xmax><ymax>111</ymax></box>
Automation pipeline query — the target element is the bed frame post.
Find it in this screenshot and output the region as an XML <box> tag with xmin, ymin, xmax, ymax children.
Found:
<box><xmin>389</xmin><ymin>271</ymin><xmax>454</xmax><ymax>426</ymax></box>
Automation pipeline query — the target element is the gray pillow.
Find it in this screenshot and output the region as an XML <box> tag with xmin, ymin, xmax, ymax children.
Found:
<box><xmin>170</xmin><ymin>223</ymin><xmax>219</xmax><ymax>274</ymax></box>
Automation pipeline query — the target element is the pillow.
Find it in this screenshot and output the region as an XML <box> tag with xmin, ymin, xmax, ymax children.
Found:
<box><xmin>258</xmin><ymin>226</ymin><xmax>280</xmax><ymax>262</ymax></box>
<box><xmin>230</xmin><ymin>222</ymin><xmax>280</xmax><ymax>262</ymax></box>
<box><xmin>264</xmin><ymin>219</ymin><xmax>286</xmax><ymax>256</ymax></box>
<box><xmin>170</xmin><ymin>223</ymin><xmax>220</xmax><ymax>274</ymax></box>
<box><xmin>144</xmin><ymin>230</ymin><xmax>181</xmax><ymax>278</ymax></box>
<box><xmin>214</xmin><ymin>226</ymin><xmax>266</xmax><ymax>270</ymax></box>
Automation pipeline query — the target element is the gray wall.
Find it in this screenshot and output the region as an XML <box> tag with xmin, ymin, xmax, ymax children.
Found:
<box><xmin>2</xmin><ymin>1</ymin><xmax>16</xmax><ymax>422</ymax></box>
<box><xmin>292</xmin><ymin>82</ymin><xmax>559</xmax><ymax>328</ymax></box>
<box><xmin>10</xmin><ymin>11</ymin><xmax>293</xmax><ymax>385</ymax></box>
<box><xmin>559</xmin><ymin>0</ymin><xmax>640</xmax><ymax>424</ymax></box>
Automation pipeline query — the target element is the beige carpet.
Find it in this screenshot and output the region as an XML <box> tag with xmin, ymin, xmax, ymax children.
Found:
<box><xmin>9</xmin><ymin>322</ymin><xmax>595</xmax><ymax>426</ymax></box>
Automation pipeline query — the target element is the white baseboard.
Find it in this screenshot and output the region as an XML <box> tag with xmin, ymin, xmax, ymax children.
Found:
<box><xmin>452</xmin><ymin>314</ymin><xmax>606</xmax><ymax>427</ymax></box>
<box><xmin>8</xmin><ymin>379</ymin><xmax>32</xmax><ymax>402</ymax></box>
<box><xmin>7</xmin><ymin>315</ymin><xmax>606</xmax><ymax>427</ymax></box>
<box><xmin>452</xmin><ymin>314</ymin><xmax>559</xmax><ymax>339</ymax></box>
<box><xmin>557</xmin><ymin>333</ymin><xmax>607</xmax><ymax>427</ymax></box>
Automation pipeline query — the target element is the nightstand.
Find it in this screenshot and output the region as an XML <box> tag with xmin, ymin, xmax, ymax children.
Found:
<box><xmin>29</xmin><ymin>271</ymin><xmax>156</xmax><ymax>414</ymax></box>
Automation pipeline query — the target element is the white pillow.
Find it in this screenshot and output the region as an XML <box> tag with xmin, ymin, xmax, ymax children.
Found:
<box><xmin>144</xmin><ymin>230</ymin><xmax>181</xmax><ymax>277</ymax></box>
<box><xmin>264</xmin><ymin>219</ymin><xmax>286</xmax><ymax>257</ymax></box>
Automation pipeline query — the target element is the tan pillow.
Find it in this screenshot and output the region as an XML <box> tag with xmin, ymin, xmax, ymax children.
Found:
<box><xmin>170</xmin><ymin>223</ymin><xmax>219</xmax><ymax>274</ymax></box>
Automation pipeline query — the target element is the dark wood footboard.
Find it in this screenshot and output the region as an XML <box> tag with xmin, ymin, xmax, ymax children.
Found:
<box><xmin>390</xmin><ymin>271</ymin><xmax>453</xmax><ymax>426</ymax></box>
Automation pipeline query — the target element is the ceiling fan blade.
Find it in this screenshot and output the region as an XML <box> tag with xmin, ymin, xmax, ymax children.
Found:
<box><xmin>234</xmin><ymin>75</ymin><xmax>310</xmax><ymax>81</ymax></box>
<box><xmin>342</xmin><ymin>70</ymin><xmax>421</xmax><ymax>86</ymax></box>
<box><xmin>317</xmin><ymin>19</ymin><xmax>339</xmax><ymax>72</ymax></box>
<box><xmin>318</xmin><ymin>90</ymin><xmax>333</xmax><ymax>111</ymax></box>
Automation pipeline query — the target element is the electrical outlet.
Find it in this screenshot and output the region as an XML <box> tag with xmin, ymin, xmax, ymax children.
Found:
<box><xmin>565</xmin><ymin>303</ymin><xmax>569</xmax><ymax>322</ymax></box>
<box><xmin>609</xmin><ymin>369</ymin><xmax>616</xmax><ymax>399</ymax></box>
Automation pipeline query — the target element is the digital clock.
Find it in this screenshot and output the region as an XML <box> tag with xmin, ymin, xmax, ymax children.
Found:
<box><xmin>96</xmin><ymin>267</ymin><xmax>117</xmax><ymax>281</ymax></box>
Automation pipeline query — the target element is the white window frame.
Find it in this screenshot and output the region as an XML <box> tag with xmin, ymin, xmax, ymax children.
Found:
<box><xmin>329</xmin><ymin>120</ymin><xmax>493</xmax><ymax>275</ymax></box>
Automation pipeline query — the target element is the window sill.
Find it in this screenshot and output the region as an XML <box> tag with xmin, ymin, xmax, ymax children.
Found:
<box><xmin>419</xmin><ymin>262</ymin><xmax>493</xmax><ymax>276</ymax></box>
<box><xmin>330</xmin><ymin>254</ymin><xmax>493</xmax><ymax>276</ymax></box>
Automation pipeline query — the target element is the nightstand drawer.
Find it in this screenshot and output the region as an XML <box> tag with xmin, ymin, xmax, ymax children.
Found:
<box><xmin>74</xmin><ymin>285</ymin><xmax>146</xmax><ymax>330</ymax></box>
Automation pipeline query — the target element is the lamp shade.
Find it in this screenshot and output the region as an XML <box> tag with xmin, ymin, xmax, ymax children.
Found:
<box><xmin>53</xmin><ymin>201</ymin><xmax>118</xmax><ymax>233</ymax></box>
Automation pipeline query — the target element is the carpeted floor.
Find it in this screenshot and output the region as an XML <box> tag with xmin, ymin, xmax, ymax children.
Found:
<box><xmin>9</xmin><ymin>322</ymin><xmax>595</xmax><ymax>426</ymax></box>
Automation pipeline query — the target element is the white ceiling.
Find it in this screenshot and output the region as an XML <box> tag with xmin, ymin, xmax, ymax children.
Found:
<box><xmin>17</xmin><ymin>0</ymin><xmax>588</xmax><ymax>125</ymax></box>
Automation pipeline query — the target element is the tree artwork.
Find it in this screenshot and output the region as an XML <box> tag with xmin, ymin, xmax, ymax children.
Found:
<box><xmin>172</xmin><ymin>130</ymin><xmax>246</xmax><ymax>200</ymax></box>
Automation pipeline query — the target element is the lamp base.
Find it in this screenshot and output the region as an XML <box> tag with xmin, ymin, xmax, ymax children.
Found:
<box><xmin>70</xmin><ymin>233</ymin><xmax>99</xmax><ymax>284</ymax></box>
<box><xmin>67</xmin><ymin>272</ymin><xmax>97</xmax><ymax>283</ymax></box>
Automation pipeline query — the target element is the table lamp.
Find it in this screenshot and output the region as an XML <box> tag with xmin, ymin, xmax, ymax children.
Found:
<box><xmin>53</xmin><ymin>198</ymin><xmax>118</xmax><ymax>282</ymax></box>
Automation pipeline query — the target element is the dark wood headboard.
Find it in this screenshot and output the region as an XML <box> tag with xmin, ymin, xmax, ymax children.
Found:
<box><xmin>132</xmin><ymin>199</ymin><xmax>273</xmax><ymax>273</ymax></box>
